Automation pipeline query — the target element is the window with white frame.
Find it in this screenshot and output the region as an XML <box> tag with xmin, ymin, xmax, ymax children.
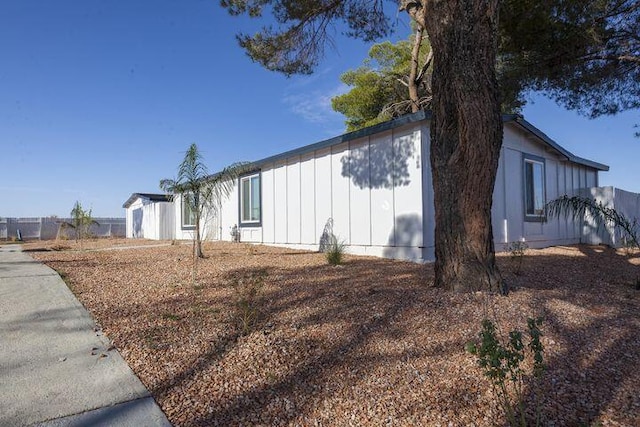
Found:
<box><xmin>524</xmin><ymin>155</ymin><xmax>546</xmax><ymax>220</ymax></box>
<box><xmin>240</xmin><ymin>173</ymin><xmax>261</xmax><ymax>225</ymax></box>
<box><xmin>182</xmin><ymin>193</ymin><xmax>196</xmax><ymax>228</ymax></box>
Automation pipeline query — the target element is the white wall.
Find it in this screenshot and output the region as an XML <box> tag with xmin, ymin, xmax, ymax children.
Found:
<box><xmin>235</xmin><ymin>122</ymin><xmax>425</xmax><ymax>260</ymax></box>
<box><xmin>125</xmin><ymin>197</ymin><xmax>174</xmax><ymax>240</ymax></box>
<box><xmin>157</xmin><ymin>202</ymin><xmax>175</xmax><ymax>239</ymax></box>
<box><xmin>287</xmin><ymin>157</ymin><xmax>302</xmax><ymax>244</ymax></box>
<box><xmin>171</xmin><ymin>182</ymin><xmax>240</xmax><ymax>242</ymax></box>
<box><xmin>583</xmin><ymin>186</ymin><xmax>640</xmax><ymax>247</ymax></box>
<box><xmin>125</xmin><ymin>199</ymin><xmax>143</xmax><ymax>238</ymax></box>
<box><xmin>212</xmin><ymin>181</ymin><xmax>240</xmax><ymax>241</ymax></box>
<box><xmin>314</xmin><ymin>148</ymin><xmax>333</xmax><ymax>246</ymax></box>
<box><xmin>173</xmin><ymin>193</ymin><xmax>193</xmax><ymax>241</ymax></box>
<box><xmin>273</xmin><ymin>160</ymin><xmax>287</xmax><ymax>243</ymax></box>
<box><xmin>200</xmin><ymin>118</ymin><xmax>603</xmax><ymax>262</ymax></box>
<box><xmin>300</xmin><ymin>153</ymin><xmax>316</xmax><ymax>244</ymax></box>
<box><xmin>491</xmin><ymin>124</ymin><xmax>600</xmax><ymax>250</ymax></box>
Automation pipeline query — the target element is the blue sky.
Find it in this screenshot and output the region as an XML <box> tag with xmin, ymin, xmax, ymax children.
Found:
<box><xmin>1</xmin><ymin>0</ymin><xmax>638</xmax><ymax>218</ymax></box>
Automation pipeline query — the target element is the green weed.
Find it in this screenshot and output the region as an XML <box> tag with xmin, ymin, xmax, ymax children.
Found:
<box><xmin>232</xmin><ymin>270</ymin><xmax>267</xmax><ymax>335</ymax></box>
<box><xmin>466</xmin><ymin>317</ymin><xmax>545</xmax><ymax>426</ymax></box>
<box><xmin>325</xmin><ymin>235</ymin><xmax>346</xmax><ymax>266</ymax></box>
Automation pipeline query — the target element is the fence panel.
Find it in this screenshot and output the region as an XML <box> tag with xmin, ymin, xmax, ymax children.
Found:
<box><xmin>581</xmin><ymin>186</ymin><xmax>640</xmax><ymax>247</ymax></box>
<box><xmin>0</xmin><ymin>217</ymin><xmax>126</xmax><ymax>240</ymax></box>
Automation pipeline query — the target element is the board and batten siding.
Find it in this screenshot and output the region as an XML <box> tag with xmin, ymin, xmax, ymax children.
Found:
<box><xmin>238</xmin><ymin>122</ymin><xmax>426</xmax><ymax>261</ymax></box>
<box><xmin>125</xmin><ymin>197</ymin><xmax>175</xmax><ymax>240</ymax></box>
<box><xmin>125</xmin><ymin>198</ymin><xmax>144</xmax><ymax>238</ymax></box>
<box><xmin>213</xmin><ymin>117</ymin><xmax>603</xmax><ymax>262</ymax></box>
<box><xmin>491</xmin><ymin>124</ymin><xmax>599</xmax><ymax>249</ymax></box>
<box><xmin>172</xmin><ymin>191</ymin><xmax>239</xmax><ymax>242</ymax></box>
<box><xmin>172</xmin><ymin>193</ymin><xmax>195</xmax><ymax>241</ymax></box>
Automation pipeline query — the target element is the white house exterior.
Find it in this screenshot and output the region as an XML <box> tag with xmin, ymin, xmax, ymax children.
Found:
<box><xmin>123</xmin><ymin>193</ymin><xmax>175</xmax><ymax>240</ymax></box>
<box><xmin>125</xmin><ymin>112</ymin><xmax>611</xmax><ymax>261</ymax></box>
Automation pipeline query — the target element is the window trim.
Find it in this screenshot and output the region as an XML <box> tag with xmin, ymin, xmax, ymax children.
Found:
<box><xmin>181</xmin><ymin>193</ymin><xmax>196</xmax><ymax>229</ymax></box>
<box><xmin>238</xmin><ymin>171</ymin><xmax>262</xmax><ymax>227</ymax></box>
<box><xmin>523</xmin><ymin>154</ymin><xmax>547</xmax><ymax>222</ymax></box>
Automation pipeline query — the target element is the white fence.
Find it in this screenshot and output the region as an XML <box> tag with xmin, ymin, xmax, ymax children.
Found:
<box><xmin>0</xmin><ymin>217</ymin><xmax>125</xmax><ymax>241</ymax></box>
<box><xmin>581</xmin><ymin>186</ymin><xmax>640</xmax><ymax>247</ymax></box>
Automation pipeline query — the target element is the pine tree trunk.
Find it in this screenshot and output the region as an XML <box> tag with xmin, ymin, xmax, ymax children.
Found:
<box><xmin>424</xmin><ymin>0</ymin><xmax>503</xmax><ymax>292</ymax></box>
<box><xmin>408</xmin><ymin>26</ymin><xmax>424</xmax><ymax>113</ymax></box>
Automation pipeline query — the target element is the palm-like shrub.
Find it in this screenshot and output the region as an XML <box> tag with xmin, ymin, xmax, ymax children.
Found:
<box><xmin>546</xmin><ymin>195</ymin><xmax>639</xmax><ymax>249</ymax></box>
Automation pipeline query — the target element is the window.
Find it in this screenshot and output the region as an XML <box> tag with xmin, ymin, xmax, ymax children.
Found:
<box><xmin>240</xmin><ymin>173</ymin><xmax>261</xmax><ymax>225</ymax></box>
<box><xmin>524</xmin><ymin>155</ymin><xmax>545</xmax><ymax>220</ymax></box>
<box><xmin>182</xmin><ymin>193</ymin><xmax>196</xmax><ymax>228</ymax></box>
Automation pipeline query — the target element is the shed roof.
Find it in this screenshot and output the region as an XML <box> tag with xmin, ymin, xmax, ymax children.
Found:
<box><xmin>246</xmin><ymin>110</ymin><xmax>608</xmax><ymax>172</ymax></box>
<box><xmin>122</xmin><ymin>193</ymin><xmax>172</xmax><ymax>209</ymax></box>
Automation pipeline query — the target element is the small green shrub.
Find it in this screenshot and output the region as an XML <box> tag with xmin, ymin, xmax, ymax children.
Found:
<box><xmin>466</xmin><ymin>317</ymin><xmax>545</xmax><ymax>426</ymax></box>
<box><xmin>69</xmin><ymin>201</ymin><xmax>99</xmax><ymax>243</ymax></box>
<box><xmin>232</xmin><ymin>270</ymin><xmax>266</xmax><ymax>335</ymax></box>
<box><xmin>547</xmin><ymin>195</ymin><xmax>640</xmax><ymax>249</ymax></box>
<box><xmin>325</xmin><ymin>235</ymin><xmax>346</xmax><ymax>266</ymax></box>
<box><xmin>504</xmin><ymin>240</ymin><xmax>529</xmax><ymax>275</ymax></box>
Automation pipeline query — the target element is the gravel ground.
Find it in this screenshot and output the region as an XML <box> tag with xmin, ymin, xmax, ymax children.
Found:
<box><xmin>21</xmin><ymin>239</ymin><xmax>640</xmax><ymax>426</ymax></box>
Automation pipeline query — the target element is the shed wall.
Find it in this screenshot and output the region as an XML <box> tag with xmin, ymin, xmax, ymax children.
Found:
<box><xmin>125</xmin><ymin>197</ymin><xmax>175</xmax><ymax>240</ymax></box>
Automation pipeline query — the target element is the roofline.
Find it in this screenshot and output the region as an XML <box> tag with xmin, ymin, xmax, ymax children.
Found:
<box><xmin>242</xmin><ymin>110</ymin><xmax>607</xmax><ymax>172</ymax></box>
<box><xmin>249</xmin><ymin>110</ymin><xmax>431</xmax><ymax>168</ymax></box>
<box><xmin>122</xmin><ymin>193</ymin><xmax>173</xmax><ymax>209</ymax></box>
<box><xmin>503</xmin><ymin>114</ymin><xmax>609</xmax><ymax>171</ymax></box>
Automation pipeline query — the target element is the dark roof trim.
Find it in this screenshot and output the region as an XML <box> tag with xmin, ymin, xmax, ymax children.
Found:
<box><xmin>504</xmin><ymin>114</ymin><xmax>609</xmax><ymax>171</ymax></box>
<box><xmin>242</xmin><ymin>110</ymin><xmax>606</xmax><ymax>172</ymax></box>
<box><xmin>122</xmin><ymin>193</ymin><xmax>173</xmax><ymax>208</ymax></box>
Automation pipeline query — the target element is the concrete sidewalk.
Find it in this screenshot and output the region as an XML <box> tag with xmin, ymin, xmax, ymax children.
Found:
<box><xmin>0</xmin><ymin>245</ymin><xmax>171</xmax><ymax>427</ymax></box>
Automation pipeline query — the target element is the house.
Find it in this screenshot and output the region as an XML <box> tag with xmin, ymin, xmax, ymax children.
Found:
<box><xmin>124</xmin><ymin>111</ymin><xmax>610</xmax><ymax>261</ymax></box>
<box><xmin>122</xmin><ymin>193</ymin><xmax>174</xmax><ymax>240</ymax></box>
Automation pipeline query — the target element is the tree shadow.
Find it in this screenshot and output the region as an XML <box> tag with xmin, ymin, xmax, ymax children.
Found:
<box><xmin>185</xmin><ymin>262</ymin><xmax>458</xmax><ymax>426</ymax></box>
<box><xmin>341</xmin><ymin>132</ymin><xmax>416</xmax><ymax>189</ymax></box>
<box><xmin>101</xmin><ymin>255</ymin><xmax>446</xmax><ymax>425</ymax></box>
<box><xmin>382</xmin><ymin>213</ymin><xmax>423</xmax><ymax>260</ymax></box>
<box><xmin>499</xmin><ymin>246</ymin><xmax>640</xmax><ymax>425</ymax></box>
<box><xmin>318</xmin><ymin>218</ymin><xmax>334</xmax><ymax>253</ymax></box>
<box><xmin>34</xmin><ymin>242</ymin><xmax>640</xmax><ymax>425</ymax></box>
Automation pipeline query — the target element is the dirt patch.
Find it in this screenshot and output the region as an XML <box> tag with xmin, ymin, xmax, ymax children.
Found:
<box><xmin>30</xmin><ymin>241</ymin><xmax>640</xmax><ymax>426</ymax></box>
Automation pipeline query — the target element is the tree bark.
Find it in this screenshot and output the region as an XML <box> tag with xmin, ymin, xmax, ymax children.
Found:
<box><xmin>423</xmin><ymin>0</ymin><xmax>503</xmax><ymax>292</ymax></box>
<box><xmin>408</xmin><ymin>26</ymin><xmax>424</xmax><ymax>113</ymax></box>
